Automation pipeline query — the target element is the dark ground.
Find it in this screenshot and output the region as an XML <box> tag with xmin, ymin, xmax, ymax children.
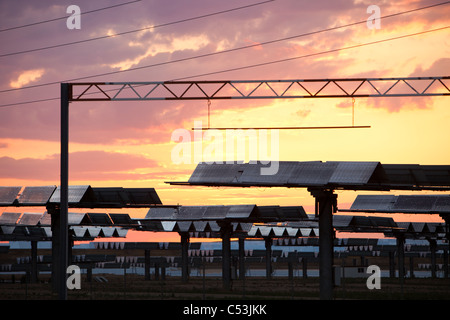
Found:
<box><xmin>0</xmin><ymin>273</ymin><xmax>449</xmax><ymax>300</ymax></box>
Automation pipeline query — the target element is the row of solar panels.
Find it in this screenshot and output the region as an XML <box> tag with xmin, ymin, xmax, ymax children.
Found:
<box><xmin>0</xmin><ymin>185</ymin><xmax>161</xmax><ymax>207</ymax></box>
<box><xmin>0</xmin><ymin>225</ymin><xmax>128</xmax><ymax>241</ymax></box>
<box><xmin>173</xmin><ymin>161</ymin><xmax>450</xmax><ymax>190</ymax></box>
<box><xmin>347</xmin><ymin>195</ymin><xmax>450</xmax><ymax>214</ymax></box>
<box><xmin>1</xmin><ymin>210</ymin><xmax>446</xmax><ymax>241</ymax></box>
<box><xmin>0</xmin><ymin>211</ymin><xmax>136</xmax><ymax>227</ymax></box>
<box><xmin>144</xmin><ymin>205</ymin><xmax>307</xmax><ymax>222</ymax></box>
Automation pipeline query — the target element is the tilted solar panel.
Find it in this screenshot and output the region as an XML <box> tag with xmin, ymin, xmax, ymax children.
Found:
<box><xmin>0</xmin><ymin>186</ymin><xmax>22</xmax><ymax>205</ymax></box>
<box><xmin>0</xmin><ymin>212</ymin><xmax>22</xmax><ymax>225</ymax></box>
<box><xmin>49</xmin><ymin>185</ymin><xmax>91</xmax><ymax>204</ymax></box>
<box><xmin>17</xmin><ymin>186</ymin><xmax>56</xmax><ymax>205</ymax></box>
<box><xmin>328</xmin><ymin>162</ymin><xmax>380</xmax><ymax>185</ymax></box>
<box><xmin>17</xmin><ymin>213</ymin><xmax>44</xmax><ymax>226</ymax></box>
<box><xmin>350</xmin><ymin>195</ymin><xmax>397</xmax><ymax>212</ymax></box>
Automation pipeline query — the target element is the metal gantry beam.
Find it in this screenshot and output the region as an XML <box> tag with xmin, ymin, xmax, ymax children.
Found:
<box><xmin>68</xmin><ymin>77</ymin><xmax>450</xmax><ymax>101</ymax></box>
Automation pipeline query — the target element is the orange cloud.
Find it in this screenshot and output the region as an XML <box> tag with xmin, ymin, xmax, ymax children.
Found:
<box><xmin>9</xmin><ymin>69</ymin><xmax>45</xmax><ymax>88</ymax></box>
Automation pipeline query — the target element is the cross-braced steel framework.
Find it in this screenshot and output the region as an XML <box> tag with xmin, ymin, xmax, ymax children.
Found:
<box><xmin>58</xmin><ymin>76</ymin><xmax>449</xmax><ymax>300</ymax></box>
<box><xmin>68</xmin><ymin>76</ymin><xmax>450</xmax><ymax>101</ymax></box>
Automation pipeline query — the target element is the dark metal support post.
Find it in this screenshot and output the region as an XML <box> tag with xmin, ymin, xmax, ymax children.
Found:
<box><xmin>180</xmin><ymin>232</ymin><xmax>190</xmax><ymax>283</ymax></box>
<box><xmin>264</xmin><ymin>237</ymin><xmax>272</xmax><ymax>279</ymax></box>
<box><xmin>396</xmin><ymin>235</ymin><xmax>405</xmax><ymax>285</ymax></box>
<box><xmin>30</xmin><ymin>241</ymin><xmax>38</xmax><ymax>283</ymax></box>
<box><xmin>302</xmin><ymin>258</ymin><xmax>308</xmax><ymax>279</ymax></box>
<box><xmin>59</xmin><ymin>83</ymin><xmax>69</xmax><ymax>300</ymax></box>
<box><xmin>429</xmin><ymin>239</ymin><xmax>437</xmax><ymax>278</ymax></box>
<box><xmin>222</xmin><ymin>224</ymin><xmax>232</xmax><ymax>289</ymax></box>
<box><xmin>389</xmin><ymin>251</ymin><xmax>395</xmax><ymax>278</ymax></box>
<box><xmin>310</xmin><ymin>188</ymin><xmax>336</xmax><ymax>300</ymax></box>
<box><xmin>238</xmin><ymin>237</ymin><xmax>245</xmax><ymax>280</ymax></box>
<box><xmin>144</xmin><ymin>249</ymin><xmax>151</xmax><ymax>280</ymax></box>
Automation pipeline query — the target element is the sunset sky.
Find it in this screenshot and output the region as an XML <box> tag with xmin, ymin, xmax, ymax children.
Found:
<box><xmin>0</xmin><ymin>0</ymin><xmax>449</xmax><ymax>241</ymax></box>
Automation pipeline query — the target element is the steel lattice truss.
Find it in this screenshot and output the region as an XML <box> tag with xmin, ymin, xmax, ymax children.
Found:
<box><xmin>68</xmin><ymin>76</ymin><xmax>450</xmax><ymax>101</ymax></box>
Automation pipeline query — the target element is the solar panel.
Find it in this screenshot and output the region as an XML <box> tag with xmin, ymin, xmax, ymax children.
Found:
<box><xmin>332</xmin><ymin>215</ymin><xmax>353</xmax><ymax>228</ymax></box>
<box><xmin>161</xmin><ymin>221</ymin><xmax>176</xmax><ymax>231</ymax></box>
<box><xmin>17</xmin><ymin>186</ymin><xmax>56</xmax><ymax>205</ymax></box>
<box><xmin>279</xmin><ymin>206</ymin><xmax>308</xmax><ymax>219</ymax></box>
<box><xmin>68</xmin><ymin>212</ymin><xmax>89</xmax><ymax>225</ymax></box>
<box><xmin>350</xmin><ymin>195</ymin><xmax>397</xmax><ymax>211</ymax></box>
<box><xmin>348</xmin><ymin>194</ymin><xmax>450</xmax><ymax>214</ymax></box>
<box><xmin>147</xmin><ymin>207</ymin><xmax>178</xmax><ymax>220</ymax></box>
<box><xmin>178</xmin><ymin>206</ymin><xmax>207</xmax><ymax>220</ymax></box>
<box><xmin>175</xmin><ymin>221</ymin><xmax>194</xmax><ymax>232</ymax></box>
<box><xmin>92</xmin><ymin>187</ymin><xmax>162</xmax><ymax>206</ymax></box>
<box><xmin>434</xmin><ymin>195</ymin><xmax>450</xmax><ymax>213</ymax></box>
<box><xmin>226</xmin><ymin>205</ymin><xmax>256</xmax><ymax>219</ymax></box>
<box><xmin>49</xmin><ymin>185</ymin><xmax>91</xmax><ymax>204</ymax></box>
<box><xmin>188</xmin><ymin>162</ymin><xmax>244</xmax><ymax>183</ymax></box>
<box><xmin>109</xmin><ymin>213</ymin><xmax>134</xmax><ymax>225</ymax></box>
<box><xmin>257</xmin><ymin>206</ymin><xmax>282</xmax><ymax>220</ymax></box>
<box><xmin>17</xmin><ymin>213</ymin><xmax>44</xmax><ymax>226</ymax></box>
<box><xmin>193</xmin><ymin>221</ymin><xmax>207</xmax><ymax>232</ymax></box>
<box><xmin>203</xmin><ymin>206</ymin><xmax>229</xmax><ymax>219</ymax></box>
<box><xmin>38</xmin><ymin>212</ymin><xmax>52</xmax><ymax>226</ymax></box>
<box><xmin>239</xmin><ymin>161</ymin><xmax>300</xmax><ymax>185</ymax></box>
<box><xmin>0</xmin><ymin>212</ymin><xmax>22</xmax><ymax>225</ymax></box>
<box><xmin>0</xmin><ymin>186</ymin><xmax>21</xmax><ymax>205</ymax></box>
<box><xmin>207</xmin><ymin>221</ymin><xmax>221</xmax><ymax>232</ymax></box>
<box><xmin>328</xmin><ymin>162</ymin><xmax>379</xmax><ymax>185</ymax></box>
<box><xmin>393</xmin><ymin>195</ymin><xmax>438</xmax><ymax>212</ymax></box>
<box><xmin>0</xmin><ymin>226</ymin><xmax>15</xmax><ymax>235</ymax></box>
<box><xmin>123</xmin><ymin>188</ymin><xmax>161</xmax><ymax>205</ymax></box>
<box><xmin>87</xmin><ymin>213</ymin><xmax>113</xmax><ymax>225</ymax></box>
<box><xmin>421</xmin><ymin>165</ymin><xmax>450</xmax><ymax>186</ymax></box>
<box><xmin>288</xmin><ymin>161</ymin><xmax>337</xmax><ymax>186</ymax></box>
<box><xmin>176</xmin><ymin>161</ymin><xmax>450</xmax><ymax>190</ymax></box>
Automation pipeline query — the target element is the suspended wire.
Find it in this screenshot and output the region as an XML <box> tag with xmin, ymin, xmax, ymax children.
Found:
<box><xmin>0</xmin><ymin>0</ymin><xmax>142</xmax><ymax>32</ymax></box>
<box><xmin>1</xmin><ymin>0</ymin><xmax>447</xmax><ymax>58</ymax></box>
<box><xmin>0</xmin><ymin>0</ymin><xmax>274</xmax><ymax>57</ymax></box>
<box><xmin>0</xmin><ymin>1</ymin><xmax>447</xmax><ymax>94</ymax></box>
<box><xmin>0</xmin><ymin>25</ymin><xmax>447</xmax><ymax>108</ymax></box>
<box><xmin>172</xmin><ymin>26</ymin><xmax>450</xmax><ymax>80</ymax></box>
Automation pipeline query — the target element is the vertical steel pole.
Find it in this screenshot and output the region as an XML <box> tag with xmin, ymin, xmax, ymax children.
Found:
<box><xmin>222</xmin><ymin>224</ymin><xmax>231</xmax><ymax>290</ymax></box>
<box><xmin>265</xmin><ymin>237</ymin><xmax>272</xmax><ymax>279</ymax></box>
<box><xmin>310</xmin><ymin>188</ymin><xmax>335</xmax><ymax>300</ymax></box>
<box><xmin>180</xmin><ymin>232</ymin><xmax>189</xmax><ymax>283</ymax></box>
<box><xmin>238</xmin><ymin>237</ymin><xmax>245</xmax><ymax>280</ymax></box>
<box><xmin>396</xmin><ymin>234</ymin><xmax>405</xmax><ymax>293</ymax></box>
<box><xmin>60</xmin><ymin>83</ymin><xmax>69</xmax><ymax>300</ymax></box>
<box><xmin>30</xmin><ymin>241</ymin><xmax>38</xmax><ymax>283</ymax></box>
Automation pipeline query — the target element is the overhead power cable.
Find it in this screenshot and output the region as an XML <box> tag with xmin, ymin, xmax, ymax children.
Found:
<box><xmin>1</xmin><ymin>0</ymin><xmax>447</xmax><ymax>58</ymax></box>
<box><xmin>0</xmin><ymin>0</ymin><xmax>274</xmax><ymax>57</ymax></box>
<box><xmin>0</xmin><ymin>0</ymin><xmax>142</xmax><ymax>32</ymax></box>
<box><xmin>173</xmin><ymin>26</ymin><xmax>450</xmax><ymax>81</ymax></box>
<box><xmin>0</xmin><ymin>25</ymin><xmax>447</xmax><ymax>108</ymax></box>
<box><xmin>0</xmin><ymin>1</ymin><xmax>447</xmax><ymax>94</ymax></box>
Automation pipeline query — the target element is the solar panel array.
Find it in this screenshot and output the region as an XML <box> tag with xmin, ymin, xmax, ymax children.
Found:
<box><xmin>348</xmin><ymin>194</ymin><xmax>450</xmax><ymax>214</ymax></box>
<box><xmin>145</xmin><ymin>205</ymin><xmax>307</xmax><ymax>222</ymax></box>
<box><xmin>0</xmin><ymin>185</ymin><xmax>161</xmax><ymax>208</ymax></box>
<box><xmin>0</xmin><ymin>211</ymin><xmax>133</xmax><ymax>241</ymax></box>
<box><xmin>172</xmin><ymin>161</ymin><xmax>450</xmax><ymax>190</ymax></box>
